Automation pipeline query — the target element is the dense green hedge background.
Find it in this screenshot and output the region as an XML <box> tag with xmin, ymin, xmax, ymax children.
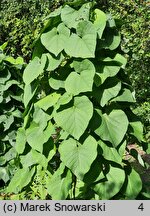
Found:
<box><xmin>0</xmin><ymin>0</ymin><xmax>150</xmax><ymax>199</ymax></box>
<box><xmin>0</xmin><ymin>0</ymin><xmax>149</xmax><ymax>139</ymax></box>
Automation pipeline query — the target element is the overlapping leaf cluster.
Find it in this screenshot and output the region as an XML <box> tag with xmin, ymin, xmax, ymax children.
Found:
<box><xmin>0</xmin><ymin>44</ymin><xmax>24</xmax><ymax>189</ymax></box>
<box><xmin>8</xmin><ymin>3</ymin><xmax>144</xmax><ymax>199</ymax></box>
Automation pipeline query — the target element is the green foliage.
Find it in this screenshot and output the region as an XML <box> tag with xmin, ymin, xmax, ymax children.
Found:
<box><xmin>107</xmin><ymin>0</ymin><xmax>150</xmax><ymax>103</ymax></box>
<box><xmin>7</xmin><ymin>3</ymin><xmax>145</xmax><ymax>200</ymax></box>
<box><xmin>0</xmin><ymin>44</ymin><xmax>24</xmax><ymax>190</ymax></box>
<box><xmin>0</xmin><ymin>0</ymin><xmax>52</xmax><ymax>61</ymax></box>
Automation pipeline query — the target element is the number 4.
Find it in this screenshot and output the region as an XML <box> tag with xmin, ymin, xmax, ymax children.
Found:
<box><xmin>138</xmin><ymin>203</ymin><xmax>144</xmax><ymax>211</ymax></box>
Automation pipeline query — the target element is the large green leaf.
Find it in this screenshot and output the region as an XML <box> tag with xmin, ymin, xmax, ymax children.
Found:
<box><xmin>23</xmin><ymin>57</ymin><xmax>44</xmax><ymax>85</ymax></box>
<box><xmin>125</xmin><ymin>169</ymin><xmax>142</xmax><ymax>199</ymax></box>
<box><xmin>94</xmin><ymin>166</ymin><xmax>125</xmax><ymax>199</ymax></box>
<box><xmin>7</xmin><ymin>167</ymin><xmax>35</xmax><ymax>193</ymax></box>
<box><xmin>65</xmin><ymin>21</ymin><xmax>97</xmax><ymax>58</ymax></box>
<box><xmin>65</xmin><ymin>59</ymin><xmax>95</xmax><ymax>95</ymax></box>
<box><xmin>47</xmin><ymin>164</ymin><xmax>72</xmax><ymax>200</ymax></box>
<box><xmin>61</xmin><ymin>3</ymin><xmax>90</xmax><ymax>29</ymax></box>
<box><xmin>54</xmin><ymin>96</ymin><xmax>93</xmax><ymax>139</ymax></box>
<box><xmin>95</xmin><ymin>109</ymin><xmax>129</xmax><ymax>147</ymax></box>
<box><xmin>41</xmin><ymin>23</ymin><xmax>70</xmax><ymax>56</ymax></box>
<box><xmin>93</xmin><ymin>9</ymin><xmax>106</xmax><ymax>39</ymax></box>
<box><xmin>59</xmin><ymin>136</ymin><xmax>97</xmax><ymax>180</ymax></box>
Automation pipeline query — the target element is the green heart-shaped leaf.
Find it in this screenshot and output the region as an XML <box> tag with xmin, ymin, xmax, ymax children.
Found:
<box><xmin>54</xmin><ymin>96</ymin><xmax>93</xmax><ymax>139</ymax></box>
<box><xmin>61</xmin><ymin>4</ymin><xmax>90</xmax><ymax>29</ymax></box>
<box><xmin>59</xmin><ymin>136</ymin><xmax>97</xmax><ymax>180</ymax></box>
<box><xmin>65</xmin><ymin>59</ymin><xmax>95</xmax><ymax>95</ymax></box>
<box><xmin>41</xmin><ymin>23</ymin><xmax>70</xmax><ymax>56</ymax></box>
<box><xmin>65</xmin><ymin>21</ymin><xmax>97</xmax><ymax>58</ymax></box>
<box><xmin>95</xmin><ymin>109</ymin><xmax>128</xmax><ymax>147</ymax></box>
